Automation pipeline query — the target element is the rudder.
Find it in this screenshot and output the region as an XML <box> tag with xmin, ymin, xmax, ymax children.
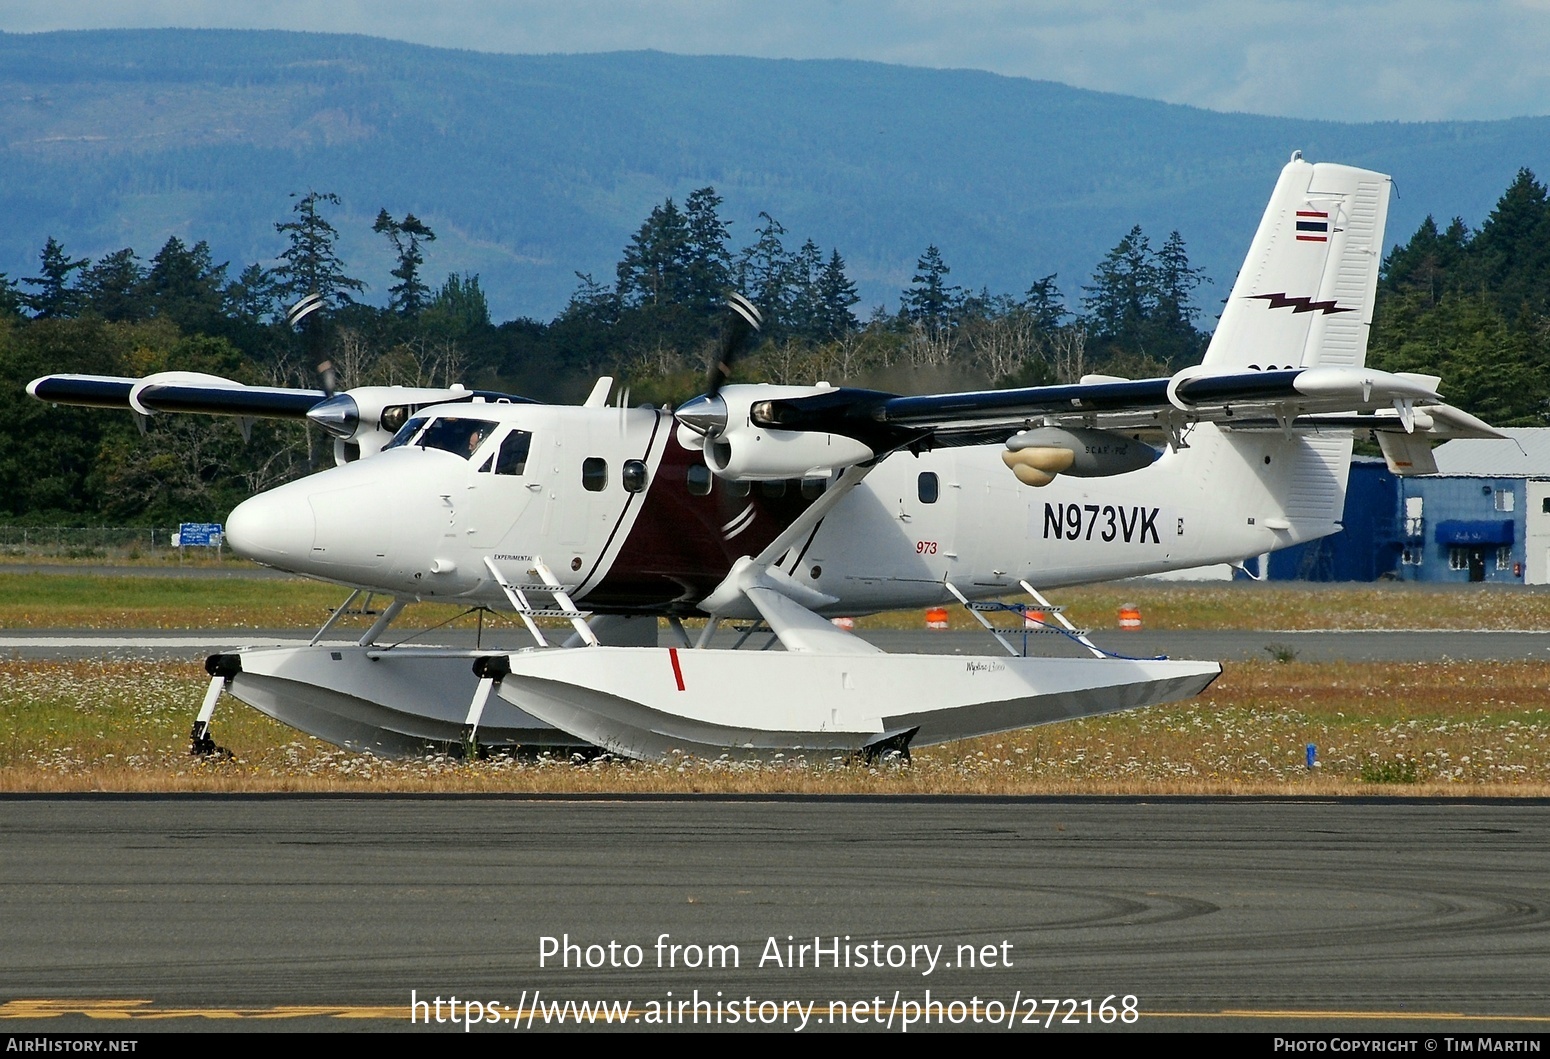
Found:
<box><xmin>1204</xmin><ymin>154</ymin><xmax>1391</xmax><ymax>371</ymax></box>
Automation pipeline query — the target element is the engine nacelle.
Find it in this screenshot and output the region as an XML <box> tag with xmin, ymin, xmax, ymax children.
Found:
<box><xmin>309</xmin><ymin>385</ymin><xmax>489</xmax><ymax>461</ymax></box>
<box><xmin>681</xmin><ymin>384</ymin><xmax>875</xmax><ymax>481</ymax></box>
<box><xmin>1001</xmin><ymin>427</ymin><xmax>1157</xmax><ymax>487</ymax></box>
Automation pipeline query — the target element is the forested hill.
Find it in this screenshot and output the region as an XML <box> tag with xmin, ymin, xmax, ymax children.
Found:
<box><xmin>3</xmin><ymin>29</ymin><xmax>1550</xmax><ymax>320</ymax></box>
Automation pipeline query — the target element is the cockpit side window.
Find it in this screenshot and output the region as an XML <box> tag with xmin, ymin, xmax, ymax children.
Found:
<box><xmin>492</xmin><ymin>430</ymin><xmax>533</xmax><ymax>475</ymax></box>
<box><xmin>414</xmin><ymin>417</ymin><xmax>502</xmax><ymax>460</ymax></box>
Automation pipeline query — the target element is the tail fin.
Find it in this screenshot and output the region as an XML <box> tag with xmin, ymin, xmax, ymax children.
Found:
<box><xmin>1204</xmin><ymin>153</ymin><xmax>1391</xmax><ymax>371</ymax></box>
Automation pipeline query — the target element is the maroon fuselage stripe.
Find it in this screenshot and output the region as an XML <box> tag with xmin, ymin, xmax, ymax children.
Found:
<box><xmin>583</xmin><ymin>432</ymin><xmax>819</xmax><ymax>613</ymax></box>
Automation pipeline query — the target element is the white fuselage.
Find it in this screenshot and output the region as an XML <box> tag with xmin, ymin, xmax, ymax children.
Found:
<box><xmin>225</xmin><ymin>397</ymin><xmax>1347</xmax><ymax>614</ymax></box>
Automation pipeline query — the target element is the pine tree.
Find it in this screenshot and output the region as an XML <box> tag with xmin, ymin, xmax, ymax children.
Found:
<box><xmin>561</xmin><ymin>271</ymin><xmax>620</xmax><ymax>327</ymax></box>
<box><xmin>1023</xmin><ymin>274</ymin><xmax>1068</xmax><ymax>332</ymax></box>
<box><xmin>785</xmin><ymin>238</ymin><xmax>826</xmax><ymax>339</ymax></box>
<box><xmin>423</xmin><ymin>272</ymin><xmax>490</xmax><ymax>338</ymax></box>
<box><xmin>813</xmin><ymin>249</ymin><xmax>860</xmax><ymax>339</ymax></box>
<box><xmin>146</xmin><ymin>237</ymin><xmax>228</xmax><ymax>332</ymax></box>
<box><xmin>737</xmin><ymin>212</ymin><xmax>800</xmax><ymax>329</ymax></box>
<box><xmin>1151</xmin><ymin>231</ymin><xmax>1207</xmax><ymax>368</ymax></box>
<box><xmin>273</xmin><ymin>191</ymin><xmax>365</xmax><ymax>310</ymax></box>
<box><xmin>617</xmin><ymin>198</ymin><xmax>692</xmax><ymax>309</ymax></box>
<box><xmin>79</xmin><ymin>248</ymin><xmax>147</xmax><ymax>323</ymax></box>
<box><xmin>1470</xmin><ymin>168</ymin><xmax>1550</xmax><ymax>323</ymax></box>
<box><xmin>373</xmin><ymin>209</ymin><xmax>437</xmax><ymax>316</ymax></box>
<box><xmin>0</xmin><ymin>274</ymin><xmax>21</xmax><ymax>318</ymax></box>
<box><xmin>682</xmin><ymin>187</ymin><xmax>732</xmax><ymax>318</ymax></box>
<box><xmin>1081</xmin><ymin>225</ymin><xmax>1154</xmax><ymax>349</ymax></box>
<box><xmin>1381</xmin><ymin>215</ymin><xmax>1471</xmax><ymax>306</ymax></box>
<box><xmin>23</xmin><ymin>237</ymin><xmax>88</xmax><ymax>319</ymax></box>
<box><xmin>225</xmin><ymin>263</ymin><xmax>280</xmax><ymax>326</ymax></box>
<box><xmin>901</xmin><ymin>245</ymin><xmax>961</xmax><ymax>328</ymax></box>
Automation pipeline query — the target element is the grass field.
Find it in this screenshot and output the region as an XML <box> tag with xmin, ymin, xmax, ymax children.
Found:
<box><xmin>2</xmin><ymin>572</ymin><xmax>1547</xmax><ymax>794</ymax></box>
<box><xmin>3</xmin><ymin>656</ymin><xmax>1547</xmax><ymax>795</ymax></box>
<box><xmin>2</xmin><ymin>571</ymin><xmax>1549</xmax><ymax>632</ymax></box>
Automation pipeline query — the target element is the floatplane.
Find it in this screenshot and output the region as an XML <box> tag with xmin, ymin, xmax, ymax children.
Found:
<box><xmin>29</xmin><ymin>155</ymin><xmax>1498</xmax><ymax>761</ymax></box>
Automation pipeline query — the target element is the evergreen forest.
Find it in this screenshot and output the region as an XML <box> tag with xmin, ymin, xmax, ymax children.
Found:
<box><xmin>4</xmin><ymin>169</ymin><xmax>1548</xmax><ymax>526</ymax></box>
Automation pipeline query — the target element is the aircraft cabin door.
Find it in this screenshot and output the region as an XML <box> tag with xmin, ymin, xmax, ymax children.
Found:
<box><xmin>538</xmin><ymin>407</ymin><xmax>662</xmax><ymax>588</ymax></box>
<box><xmin>464</xmin><ymin>427</ymin><xmax>541</xmax><ymax>555</ymax></box>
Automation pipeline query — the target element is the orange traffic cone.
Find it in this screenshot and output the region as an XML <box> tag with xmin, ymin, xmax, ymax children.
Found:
<box><xmin>1118</xmin><ymin>603</ymin><xmax>1142</xmax><ymax>631</ymax></box>
<box><xmin>925</xmin><ymin>607</ymin><xmax>949</xmax><ymax>630</ymax></box>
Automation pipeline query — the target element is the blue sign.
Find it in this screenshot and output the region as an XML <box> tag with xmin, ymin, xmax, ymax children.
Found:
<box><xmin>179</xmin><ymin>522</ymin><xmax>223</xmax><ymax>547</ymax></box>
<box><xmin>1434</xmin><ymin>519</ymin><xmax>1514</xmax><ymax>546</ymax></box>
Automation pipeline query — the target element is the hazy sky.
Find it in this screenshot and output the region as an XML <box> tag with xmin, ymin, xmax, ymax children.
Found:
<box><xmin>8</xmin><ymin>1</ymin><xmax>1550</xmax><ymax>122</ymax></box>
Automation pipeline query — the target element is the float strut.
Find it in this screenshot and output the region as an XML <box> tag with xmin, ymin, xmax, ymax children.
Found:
<box><xmin>191</xmin><ymin>654</ymin><xmax>239</xmax><ymax>758</ymax></box>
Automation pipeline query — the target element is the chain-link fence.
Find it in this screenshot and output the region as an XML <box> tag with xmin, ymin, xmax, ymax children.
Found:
<box><xmin>0</xmin><ymin>526</ymin><xmax>192</xmax><ymax>559</ymax></box>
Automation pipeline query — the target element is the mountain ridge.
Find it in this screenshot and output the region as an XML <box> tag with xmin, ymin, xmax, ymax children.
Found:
<box><xmin>3</xmin><ymin>28</ymin><xmax>1548</xmax><ymax>320</ymax></box>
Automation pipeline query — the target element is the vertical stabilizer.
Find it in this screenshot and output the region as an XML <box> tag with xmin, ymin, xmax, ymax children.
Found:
<box><xmin>1204</xmin><ymin>154</ymin><xmax>1391</xmax><ymax>370</ymax></box>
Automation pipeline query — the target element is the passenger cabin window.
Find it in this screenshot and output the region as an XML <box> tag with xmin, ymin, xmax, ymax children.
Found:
<box><xmin>687</xmin><ymin>463</ymin><xmax>712</xmax><ymax>497</ymax></box>
<box><xmin>800</xmin><ymin>477</ymin><xmax>826</xmax><ymax>500</ymax></box>
<box><xmin>622</xmin><ymin>459</ymin><xmax>648</xmax><ymax>493</ymax></box>
<box><xmin>582</xmin><ymin>457</ymin><xmax>608</xmax><ymax>492</ymax></box>
<box><xmin>492</xmin><ymin>430</ymin><xmax>532</xmax><ymax>475</ymax></box>
<box><xmin>918</xmin><ymin>471</ymin><xmax>940</xmax><ymax>504</ymax></box>
<box><xmin>727</xmin><ymin>479</ymin><xmax>751</xmax><ymax>498</ymax></box>
<box><xmin>760</xmin><ymin>480</ymin><xmax>787</xmax><ymax>499</ymax></box>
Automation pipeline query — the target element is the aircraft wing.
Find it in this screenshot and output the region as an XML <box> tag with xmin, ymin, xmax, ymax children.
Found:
<box><xmin>28</xmin><ymin>373</ymin><xmax>327</xmax><ymax>418</ymax></box>
<box><xmin>748</xmin><ymin>365</ymin><xmax>1501</xmax><ymax>452</ymax></box>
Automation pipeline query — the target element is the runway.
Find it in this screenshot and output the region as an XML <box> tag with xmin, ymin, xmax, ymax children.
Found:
<box><xmin>3</xmin><ymin>796</ymin><xmax>1549</xmax><ymax>1033</ymax></box>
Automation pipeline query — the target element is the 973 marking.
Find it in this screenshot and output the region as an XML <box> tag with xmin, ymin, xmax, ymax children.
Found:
<box><xmin>1043</xmin><ymin>503</ymin><xmax>1159</xmax><ymax>544</ymax></box>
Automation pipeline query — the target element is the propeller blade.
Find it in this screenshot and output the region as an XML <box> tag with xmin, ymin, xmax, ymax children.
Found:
<box><xmin>317</xmin><ymin>360</ymin><xmax>338</xmax><ymax>398</ymax></box>
<box><xmin>285</xmin><ymin>292</ymin><xmax>325</xmax><ymax>331</ymax></box>
<box><xmin>705</xmin><ymin>292</ymin><xmax>763</xmax><ymax>398</ymax></box>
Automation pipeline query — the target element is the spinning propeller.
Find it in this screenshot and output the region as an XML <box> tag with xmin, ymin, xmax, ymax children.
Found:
<box><xmin>675</xmin><ymin>292</ymin><xmax>763</xmax><ymax>441</ymax></box>
<box><xmin>284</xmin><ymin>292</ymin><xmax>338</xmax><ymax>398</ymax></box>
<box><xmin>705</xmin><ymin>291</ymin><xmax>762</xmax><ymax>399</ymax></box>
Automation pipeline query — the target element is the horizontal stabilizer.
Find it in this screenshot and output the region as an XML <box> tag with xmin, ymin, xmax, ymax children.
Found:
<box><xmin>1377</xmin><ymin>430</ymin><xmax>1439</xmax><ymax>475</ymax></box>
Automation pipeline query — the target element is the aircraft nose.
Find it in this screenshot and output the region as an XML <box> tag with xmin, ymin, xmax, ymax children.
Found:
<box><xmin>226</xmin><ymin>489</ymin><xmax>315</xmax><ymax>567</ymax></box>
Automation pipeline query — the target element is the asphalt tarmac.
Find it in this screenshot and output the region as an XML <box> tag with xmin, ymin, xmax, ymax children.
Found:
<box><xmin>4</xmin><ymin>573</ymin><xmax>1547</xmax><ymax>1035</ymax></box>
<box><xmin>2</xmin><ymin>796</ymin><xmax>1547</xmax><ymax>1034</ymax></box>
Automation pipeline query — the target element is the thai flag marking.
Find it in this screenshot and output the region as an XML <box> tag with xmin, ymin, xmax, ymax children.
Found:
<box><xmin>1295</xmin><ymin>210</ymin><xmax>1329</xmax><ymax>242</ymax></box>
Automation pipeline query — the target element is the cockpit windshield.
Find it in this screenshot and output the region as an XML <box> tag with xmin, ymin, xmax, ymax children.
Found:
<box><xmin>383</xmin><ymin>416</ymin><xmax>429</xmax><ymax>450</ymax></box>
<box><xmin>381</xmin><ymin>415</ymin><xmax>501</xmax><ymax>460</ymax></box>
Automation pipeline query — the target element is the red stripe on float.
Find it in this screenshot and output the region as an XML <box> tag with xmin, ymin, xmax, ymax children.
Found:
<box><xmin>669</xmin><ymin>647</ymin><xmax>686</xmax><ymax>691</ymax></box>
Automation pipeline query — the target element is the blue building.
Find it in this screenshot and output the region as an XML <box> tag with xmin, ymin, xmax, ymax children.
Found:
<box><xmin>1268</xmin><ymin>429</ymin><xmax>1550</xmax><ymax>583</ymax></box>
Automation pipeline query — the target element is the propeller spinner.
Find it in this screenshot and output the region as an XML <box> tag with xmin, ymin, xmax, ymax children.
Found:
<box><xmin>676</xmin><ymin>293</ymin><xmax>762</xmax><ymax>443</ymax></box>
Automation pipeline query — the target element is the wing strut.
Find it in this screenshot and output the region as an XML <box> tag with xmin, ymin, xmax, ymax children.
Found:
<box><xmin>696</xmin><ymin>462</ymin><xmax>880</xmax><ymax>654</ymax></box>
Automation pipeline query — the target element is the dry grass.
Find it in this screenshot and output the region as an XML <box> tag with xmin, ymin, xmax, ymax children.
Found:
<box><xmin>859</xmin><ymin>583</ymin><xmax>1550</xmax><ymax>633</ymax></box>
<box><xmin>5</xmin><ymin>657</ymin><xmax>1550</xmax><ymax>796</ymax></box>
